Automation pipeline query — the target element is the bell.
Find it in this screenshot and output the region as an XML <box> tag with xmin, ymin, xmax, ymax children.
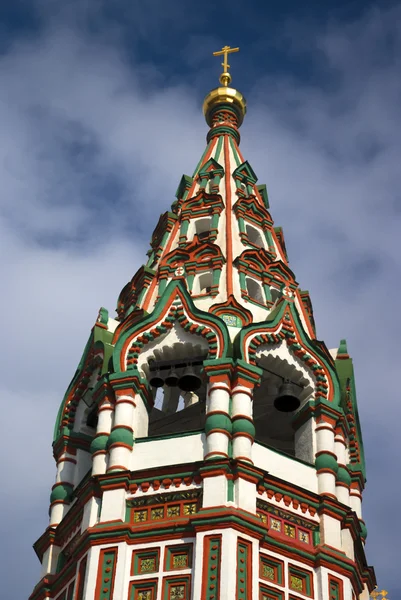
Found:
<box><xmin>178</xmin><ymin>365</ymin><xmax>202</xmax><ymax>392</ymax></box>
<box><xmin>149</xmin><ymin>370</ymin><xmax>164</xmax><ymax>388</ymax></box>
<box><xmin>274</xmin><ymin>380</ymin><xmax>301</xmax><ymax>413</ymax></box>
<box><xmin>165</xmin><ymin>369</ymin><xmax>179</xmax><ymax>387</ymax></box>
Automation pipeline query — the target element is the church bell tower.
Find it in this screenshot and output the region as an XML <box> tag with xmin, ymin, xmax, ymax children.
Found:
<box><xmin>30</xmin><ymin>47</ymin><xmax>375</xmax><ymax>600</ymax></box>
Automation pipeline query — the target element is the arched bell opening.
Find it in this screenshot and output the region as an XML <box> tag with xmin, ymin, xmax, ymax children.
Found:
<box><xmin>138</xmin><ymin>325</ymin><xmax>209</xmax><ymax>438</ymax></box>
<box><xmin>73</xmin><ymin>366</ymin><xmax>102</xmax><ymax>436</ymax></box>
<box><xmin>253</xmin><ymin>349</ymin><xmax>314</xmax><ymax>459</ymax></box>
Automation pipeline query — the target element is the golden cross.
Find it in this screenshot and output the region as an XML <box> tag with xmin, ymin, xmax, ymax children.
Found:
<box><xmin>371</xmin><ymin>591</ymin><xmax>389</xmax><ymax>599</ymax></box>
<box><xmin>213</xmin><ymin>45</ymin><xmax>239</xmax><ymax>72</ymax></box>
<box><xmin>213</xmin><ymin>45</ymin><xmax>239</xmax><ymax>86</ymax></box>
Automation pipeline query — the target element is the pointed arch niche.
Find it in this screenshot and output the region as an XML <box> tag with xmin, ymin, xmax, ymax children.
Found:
<box><xmin>53</xmin><ymin>323</ymin><xmax>113</xmax><ymax>494</ymax></box>
<box><xmin>235</xmin><ymin>249</ymin><xmax>298</xmax><ymax>309</ymax></box>
<box><xmin>178</xmin><ymin>188</ymin><xmax>224</xmax><ymax>247</ymax></box>
<box><xmin>237</xmin><ymin>305</ymin><xmax>339</xmax><ymax>464</ymax></box>
<box><xmin>232</xmin><ymin>160</ymin><xmax>274</xmax><ymax>252</ymax></box>
<box><xmin>158</xmin><ymin>241</ymin><xmax>225</xmax><ymax>299</ymax></box>
<box><xmin>117</xmin><ymin>283</ymin><xmax>229</xmax><ymax>440</ymax></box>
<box><xmin>233</xmin><ymin>195</ymin><xmax>276</xmax><ymax>254</ymax></box>
<box><xmin>139</xmin><ymin>322</ymin><xmax>209</xmax><ymax>438</ymax></box>
<box><xmin>252</xmin><ymin>343</ymin><xmax>315</xmax><ymax>460</ymax></box>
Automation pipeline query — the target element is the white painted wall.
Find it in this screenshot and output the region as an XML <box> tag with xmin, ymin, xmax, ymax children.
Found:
<box><xmin>130</xmin><ymin>433</ymin><xmax>205</xmax><ymax>471</ymax></box>
<box><xmin>253</xmin><ymin>442</ymin><xmax>318</xmax><ymax>493</ymax></box>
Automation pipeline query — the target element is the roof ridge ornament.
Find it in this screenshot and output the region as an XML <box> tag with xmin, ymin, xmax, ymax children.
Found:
<box><xmin>212</xmin><ymin>44</ymin><xmax>240</xmax><ymax>87</ymax></box>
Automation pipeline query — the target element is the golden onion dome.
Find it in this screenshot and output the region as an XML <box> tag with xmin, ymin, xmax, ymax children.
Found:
<box><xmin>203</xmin><ymin>77</ymin><xmax>247</xmax><ymax>128</ymax></box>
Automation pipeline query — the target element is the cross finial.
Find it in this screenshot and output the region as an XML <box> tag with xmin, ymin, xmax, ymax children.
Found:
<box><xmin>371</xmin><ymin>590</ymin><xmax>389</xmax><ymax>599</ymax></box>
<box><xmin>213</xmin><ymin>45</ymin><xmax>240</xmax><ymax>87</ymax></box>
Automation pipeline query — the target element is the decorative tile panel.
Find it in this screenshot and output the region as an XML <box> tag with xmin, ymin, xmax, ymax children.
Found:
<box><xmin>129</xmin><ymin>580</ymin><xmax>157</xmax><ymax>600</ymax></box>
<box><xmin>167</xmin><ymin>505</ymin><xmax>180</xmax><ymax>518</ymax></box>
<box><xmin>259</xmin><ymin>585</ymin><xmax>284</xmax><ymax>600</ymax></box>
<box><xmin>284</xmin><ymin>524</ymin><xmax>296</xmax><ymax>539</ymax></box>
<box><xmin>298</xmin><ymin>530</ymin><xmax>310</xmax><ymax>544</ymax></box>
<box><xmin>151</xmin><ymin>507</ymin><xmax>164</xmax><ymax>520</ymax></box>
<box><xmin>132</xmin><ymin>549</ymin><xmax>160</xmax><ymax>576</ymax></box>
<box><xmin>134</xmin><ymin>509</ymin><xmax>148</xmax><ymax>523</ymax></box>
<box><xmin>165</xmin><ymin>545</ymin><xmax>192</xmax><ymax>571</ymax></box>
<box><xmin>162</xmin><ymin>576</ymin><xmax>190</xmax><ymax>600</ymax></box>
<box><xmin>288</xmin><ymin>565</ymin><xmax>313</xmax><ymax>597</ymax></box>
<box><xmin>259</xmin><ymin>555</ymin><xmax>284</xmax><ymax>586</ymax></box>
<box><xmin>256</xmin><ymin>500</ymin><xmax>317</xmax><ymax>547</ymax></box>
<box><xmin>141</xmin><ymin>559</ymin><xmax>156</xmax><ymax>573</ymax></box>
<box><xmin>262</xmin><ymin>565</ymin><xmax>275</xmax><ymax>580</ymax></box>
<box><xmin>183</xmin><ymin>502</ymin><xmax>197</xmax><ymax>515</ymax></box>
<box><xmin>290</xmin><ymin>575</ymin><xmax>303</xmax><ymax>592</ymax></box>
<box><xmin>128</xmin><ymin>491</ymin><xmax>200</xmax><ymax>525</ymax></box>
<box><xmin>270</xmin><ymin>518</ymin><xmax>281</xmax><ymax>532</ymax></box>
<box><xmin>173</xmin><ymin>555</ymin><xmax>188</xmax><ymax>569</ymax></box>
<box><xmin>170</xmin><ymin>585</ymin><xmax>185</xmax><ymax>599</ymax></box>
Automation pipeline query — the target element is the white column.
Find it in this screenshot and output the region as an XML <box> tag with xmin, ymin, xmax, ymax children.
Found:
<box><xmin>49</xmin><ymin>452</ymin><xmax>76</xmax><ymax>527</ymax></box>
<box><xmin>107</xmin><ymin>391</ymin><xmax>135</xmax><ymax>473</ymax></box>
<box><xmin>315</xmin><ymin>419</ymin><xmax>338</xmax><ymax>498</ymax></box>
<box><xmin>335</xmin><ymin>427</ymin><xmax>350</xmax><ymax>505</ymax></box>
<box><xmin>91</xmin><ymin>398</ymin><xmax>113</xmax><ymax>475</ymax></box>
<box><xmin>204</xmin><ymin>380</ymin><xmax>231</xmax><ymax>460</ymax></box>
<box><xmin>349</xmin><ymin>485</ymin><xmax>362</xmax><ymax>518</ymax></box>
<box><xmin>40</xmin><ymin>543</ymin><xmax>61</xmax><ymax>577</ymax></box>
<box><xmin>231</xmin><ymin>384</ymin><xmax>254</xmax><ymax>463</ymax></box>
<box><xmin>201</xmin><ymin>363</ymin><xmax>233</xmax><ymax>507</ymax></box>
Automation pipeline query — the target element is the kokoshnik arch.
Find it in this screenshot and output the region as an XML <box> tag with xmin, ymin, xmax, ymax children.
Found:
<box><xmin>30</xmin><ymin>46</ymin><xmax>376</xmax><ymax>600</ymax></box>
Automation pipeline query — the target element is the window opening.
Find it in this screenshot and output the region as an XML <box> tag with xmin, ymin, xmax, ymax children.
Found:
<box><xmin>195</xmin><ymin>218</ymin><xmax>212</xmax><ymax>241</ymax></box>
<box><xmin>147</xmin><ymin>354</ymin><xmax>208</xmax><ymax>438</ymax></box>
<box><xmin>271</xmin><ymin>286</ymin><xmax>282</xmax><ymax>303</ymax></box>
<box><xmin>246</xmin><ymin>277</ymin><xmax>264</xmax><ymax>304</ymax></box>
<box><xmin>195</xmin><ymin>271</ymin><xmax>213</xmax><ymax>295</ymax></box>
<box><xmin>86</xmin><ymin>407</ymin><xmax>98</xmax><ymax>429</ymax></box>
<box><xmin>246</xmin><ymin>224</ymin><xmax>264</xmax><ymax>248</ymax></box>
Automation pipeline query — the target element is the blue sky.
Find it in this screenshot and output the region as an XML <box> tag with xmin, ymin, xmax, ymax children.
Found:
<box><xmin>1</xmin><ymin>1</ymin><xmax>400</xmax><ymax>597</ymax></box>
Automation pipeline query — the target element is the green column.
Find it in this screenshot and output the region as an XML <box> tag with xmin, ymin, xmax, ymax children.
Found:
<box><xmin>210</xmin><ymin>213</ymin><xmax>219</xmax><ymax>241</ymax></box>
<box><xmin>264</xmin><ymin>229</ymin><xmax>274</xmax><ymax>252</ymax></box>
<box><xmin>263</xmin><ymin>282</ymin><xmax>272</xmax><ymax>302</ymax></box>
<box><xmin>158</xmin><ymin>278</ymin><xmax>167</xmax><ymax>296</ymax></box>
<box><xmin>187</xmin><ymin>273</ymin><xmax>195</xmax><ymax>292</ymax></box>
<box><xmin>179</xmin><ymin>219</ymin><xmax>189</xmax><ymax>245</ymax></box>
<box><xmin>238</xmin><ymin>216</ymin><xmax>245</xmax><ymax>235</ymax></box>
